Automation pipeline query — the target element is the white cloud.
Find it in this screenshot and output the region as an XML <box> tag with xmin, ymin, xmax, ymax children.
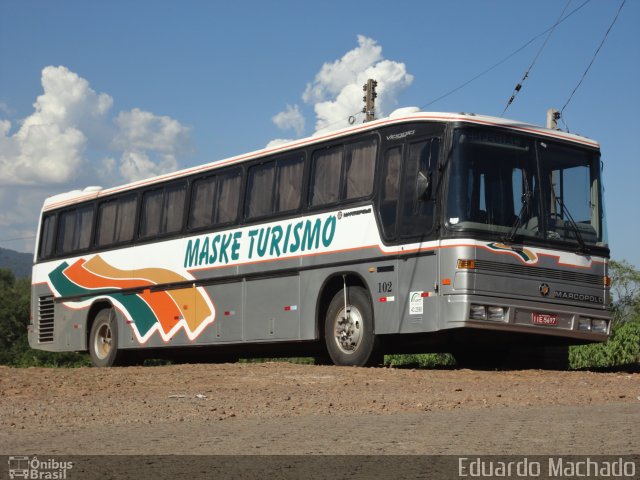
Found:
<box><xmin>119</xmin><ymin>150</ymin><xmax>178</xmax><ymax>183</ymax></box>
<box><xmin>302</xmin><ymin>35</ymin><xmax>383</xmax><ymax>104</ymax></box>
<box><xmin>0</xmin><ymin>66</ymin><xmax>190</xmax><ymax>188</ymax></box>
<box><xmin>113</xmin><ymin>108</ymin><xmax>189</xmax><ymax>155</ymax></box>
<box><xmin>0</xmin><ymin>65</ymin><xmax>191</xmax><ymax>252</ymax></box>
<box><xmin>113</xmin><ymin>108</ymin><xmax>189</xmax><ymax>182</ymax></box>
<box><xmin>265</xmin><ymin>138</ymin><xmax>294</xmax><ymax>149</ymax></box>
<box><xmin>271</xmin><ymin>104</ymin><xmax>305</xmax><ymax>137</ymax></box>
<box><xmin>270</xmin><ymin>35</ymin><xmax>414</xmax><ymax>143</ymax></box>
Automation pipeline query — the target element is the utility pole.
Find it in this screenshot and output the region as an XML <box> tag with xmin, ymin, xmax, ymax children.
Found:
<box><xmin>546</xmin><ymin>108</ymin><xmax>560</xmax><ymax>130</ymax></box>
<box><xmin>362</xmin><ymin>79</ymin><xmax>378</xmax><ymax>122</ymax></box>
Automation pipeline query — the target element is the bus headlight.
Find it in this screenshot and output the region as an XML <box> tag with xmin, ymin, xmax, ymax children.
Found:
<box><xmin>592</xmin><ymin>319</ymin><xmax>608</xmax><ymax>333</ymax></box>
<box><xmin>470</xmin><ymin>305</ymin><xmax>486</xmax><ymax>320</ymax></box>
<box><xmin>487</xmin><ymin>306</ymin><xmax>505</xmax><ymax>321</ymax></box>
<box><xmin>577</xmin><ymin>317</ymin><xmax>592</xmax><ymax>331</ymax></box>
<box><xmin>470</xmin><ymin>305</ymin><xmax>506</xmax><ymax>321</ymax></box>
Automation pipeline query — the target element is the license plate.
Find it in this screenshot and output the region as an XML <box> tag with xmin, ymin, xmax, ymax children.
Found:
<box><xmin>531</xmin><ymin>312</ymin><xmax>558</xmax><ymax>326</ymax></box>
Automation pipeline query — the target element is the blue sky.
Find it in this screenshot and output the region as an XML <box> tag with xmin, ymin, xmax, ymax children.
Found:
<box><xmin>0</xmin><ymin>0</ymin><xmax>638</xmax><ymax>268</ymax></box>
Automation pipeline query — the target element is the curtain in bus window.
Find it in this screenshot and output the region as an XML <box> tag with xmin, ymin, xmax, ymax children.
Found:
<box><xmin>57</xmin><ymin>211</ymin><xmax>76</xmax><ymax>254</ymax></box>
<box><xmin>163</xmin><ymin>183</ymin><xmax>186</xmax><ymax>234</ymax></box>
<box><xmin>216</xmin><ymin>171</ymin><xmax>241</xmax><ymax>224</ymax></box>
<box><xmin>380</xmin><ymin>147</ymin><xmax>402</xmax><ymax>238</ymax></box>
<box><xmin>97</xmin><ymin>201</ymin><xmax>118</xmax><ymax>246</ymax></box>
<box><xmin>116</xmin><ymin>195</ymin><xmax>137</xmax><ymax>242</ymax></box>
<box><xmin>276</xmin><ymin>157</ymin><xmax>303</xmax><ymax>212</ymax></box>
<box><xmin>189</xmin><ymin>177</ymin><xmax>216</xmax><ymax>230</ymax></box>
<box><xmin>247</xmin><ymin>163</ymin><xmax>275</xmax><ymax>218</ymax></box>
<box><xmin>311</xmin><ymin>147</ymin><xmax>342</xmax><ymax>206</ymax></box>
<box><xmin>345</xmin><ymin>139</ymin><xmax>376</xmax><ymax>199</ymax></box>
<box><xmin>75</xmin><ymin>206</ymin><xmax>94</xmax><ymax>250</ymax></box>
<box><xmin>39</xmin><ymin>215</ymin><xmax>56</xmax><ymax>259</ymax></box>
<box><xmin>400</xmin><ymin>138</ymin><xmax>439</xmax><ymax>237</ymax></box>
<box><xmin>140</xmin><ymin>190</ymin><xmax>163</xmax><ymax>238</ymax></box>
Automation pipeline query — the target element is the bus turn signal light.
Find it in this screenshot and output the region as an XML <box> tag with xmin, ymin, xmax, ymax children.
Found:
<box><xmin>457</xmin><ymin>259</ymin><xmax>475</xmax><ymax>269</ymax></box>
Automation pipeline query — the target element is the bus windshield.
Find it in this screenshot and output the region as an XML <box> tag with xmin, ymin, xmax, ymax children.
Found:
<box><xmin>446</xmin><ymin>128</ymin><xmax>608</xmax><ymax>249</ymax></box>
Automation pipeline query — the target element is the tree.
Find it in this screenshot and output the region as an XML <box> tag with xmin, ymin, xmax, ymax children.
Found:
<box><xmin>609</xmin><ymin>260</ymin><xmax>640</xmax><ymax>326</ymax></box>
<box><xmin>0</xmin><ymin>268</ymin><xmax>31</xmax><ymax>364</ymax></box>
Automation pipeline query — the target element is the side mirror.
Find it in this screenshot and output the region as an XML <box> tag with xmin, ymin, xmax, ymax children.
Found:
<box><xmin>417</xmin><ymin>171</ymin><xmax>431</xmax><ymax>200</ymax></box>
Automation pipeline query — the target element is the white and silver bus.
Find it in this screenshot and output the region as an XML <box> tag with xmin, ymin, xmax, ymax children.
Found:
<box><xmin>29</xmin><ymin>110</ymin><xmax>611</xmax><ymax>367</ymax></box>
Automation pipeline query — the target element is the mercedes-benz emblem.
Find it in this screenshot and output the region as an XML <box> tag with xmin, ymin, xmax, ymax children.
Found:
<box><xmin>539</xmin><ymin>283</ymin><xmax>550</xmax><ymax>297</ymax></box>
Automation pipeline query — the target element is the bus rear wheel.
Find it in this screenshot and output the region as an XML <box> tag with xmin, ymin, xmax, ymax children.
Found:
<box><xmin>89</xmin><ymin>308</ymin><xmax>121</xmax><ymax>367</ymax></box>
<box><xmin>324</xmin><ymin>286</ymin><xmax>379</xmax><ymax>367</ymax></box>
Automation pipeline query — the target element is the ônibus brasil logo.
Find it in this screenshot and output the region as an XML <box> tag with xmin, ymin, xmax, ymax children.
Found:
<box><xmin>8</xmin><ymin>456</ymin><xmax>73</xmax><ymax>479</ymax></box>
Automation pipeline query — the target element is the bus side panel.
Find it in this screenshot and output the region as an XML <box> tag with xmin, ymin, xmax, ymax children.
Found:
<box><xmin>396</xmin><ymin>251</ymin><xmax>440</xmax><ymax>333</ymax></box>
<box><xmin>243</xmin><ymin>276</ymin><xmax>301</xmax><ymax>341</ymax></box>
<box><xmin>29</xmin><ymin>282</ymin><xmax>87</xmax><ymax>352</ymax></box>
<box><xmin>200</xmin><ymin>282</ymin><xmax>243</xmax><ymax>342</ymax></box>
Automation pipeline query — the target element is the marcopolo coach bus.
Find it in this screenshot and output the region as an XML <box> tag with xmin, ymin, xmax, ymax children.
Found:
<box><xmin>29</xmin><ymin>109</ymin><xmax>611</xmax><ymax>367</ymax></box>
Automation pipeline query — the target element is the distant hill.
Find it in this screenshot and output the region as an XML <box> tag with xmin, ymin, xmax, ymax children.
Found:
<box><xmin>0</xmin><ymin>247</ymin><xmax>33</xmax><ymax>278</ymax></box>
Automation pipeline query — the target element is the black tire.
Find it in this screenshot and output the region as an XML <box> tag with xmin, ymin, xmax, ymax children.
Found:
<box><xmin>324</xmin><ymin>286</ymin><xmax>379</xmax><ymax>367</ymax></box>
<box><xmin>88</xmin><ymin>308</ymin><xmax>122</xmax><ymax>367</ymax></box>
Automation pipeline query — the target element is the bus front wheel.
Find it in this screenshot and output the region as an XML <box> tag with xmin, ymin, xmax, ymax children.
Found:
<box><xmin>89</xmin><ymin>308</ymin><xmax>121</xmax><ymax>367</ymax></box>
<box><xmin>324</xmin><ymin>286</ymin><xmax>380</xmax><ymax>367</ymax></box>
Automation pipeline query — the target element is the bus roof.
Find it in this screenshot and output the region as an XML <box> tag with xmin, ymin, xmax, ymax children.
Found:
<box><xmin>42</xmin><ymin>110</ymin><xmax>600</xmax><ymax>212</ymax></box>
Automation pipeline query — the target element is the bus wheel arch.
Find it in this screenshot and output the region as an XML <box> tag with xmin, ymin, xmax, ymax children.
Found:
<box><xmin>317</xmin><ymin>273</ymin><xmax>380</xmax><ymax>366</ymax></box>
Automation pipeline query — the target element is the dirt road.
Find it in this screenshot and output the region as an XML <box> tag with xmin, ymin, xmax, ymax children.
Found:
<box><xmin>1</xmin><ymin>362</ymin><xmax>638</xmax><ymax>457</ymax></box>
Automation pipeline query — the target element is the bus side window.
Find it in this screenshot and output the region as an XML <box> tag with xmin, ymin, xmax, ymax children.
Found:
<box><xmin>275</xmin><ymin>157</ymin><xmax>304</xmax><ymax>213</ymax></box>
<box><xmin>140</xmin><ymin>182</ymin><xmax>186</xmax><ymax>239</ymax></box>
<box><xmin>39</xmin><ymin>214</ymin><xmax>56</xmax><ymax>259</ymax></box>
<box><xmin>246</xmin><ymin>162</ymin><xmax>276</xmax><ymax>219</ymax></box>
<box><xmin>189</xmin><ymin>176</ymin><xmax>216</xmax><ymax>230</ymax></box>
<box><xmin>399</xmin><ymin>138</ymin><xmax>440</xmax><ymax>238</ymax></box>
<box><xmin>311</xmin><ymin>138</ymin><xmax>377</xmax><ymax>207</ymax></box>
<box><xmin>140</xmin><ymin>189</ymin><xmax>164</xmax><ymax>238</ymax></box>
<box><xmin>57</xmin><ymin>205</ymin><xmax>94</xmax><ymax>254</ymax></box>
<box><xmin>215</xmin><ymin>169</ymin><xmax>241</xmax><ymax>224</ymax></box>
<box><xmin>379</xmin><ymin>146</ymin><xmax>402</xmax><ymax>239</ymax></box>
<box><xmin>311</xmin><ymin>147</ymin><xmax>342</xmax><ymax>207</ymax></box>
<box><xmin>163</xmin><ymin>183</ymin><xmax>187</xmax><ymax>234</ymax></box>
<box><xmin>246</xmin><ymin>158</ymin><xmax>303</xmax><ymax>219</ymax></box>
<box><xmin>97</xmin><ymin>194</ymin><xmax>137</xmax><ymax>246</ymax></box>
<box><xmin>345</xmin><ymin>139</ymin><xmax>376</xmax><ymax>200</ymax></box>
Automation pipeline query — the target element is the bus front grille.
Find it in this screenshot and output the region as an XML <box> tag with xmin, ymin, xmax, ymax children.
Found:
<box><xmin>37</xmin><ymin>295</ymin><xmax>55</xmax><ymax>343</ymax></box>
<box><xmin>474</xmin><ymin>260</ymin><xmax>603</xmax><ymax>285</ymax></box>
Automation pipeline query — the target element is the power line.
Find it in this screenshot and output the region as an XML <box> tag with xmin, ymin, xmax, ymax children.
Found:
<box><xmin>0</xmin><ymin>235</ymin><xmax>35</xmax><ymax>243</ymax></box>
<box><xmin>559</xmin><ymin>0</ymin><xmax>626</xmax><ymax>129</ymax></box>
<box><xmin>501</xmin><ymin>0</ymin><xmax>573</xmax><ymax>117</ymax></box>
<box><xmin>420</xmin><ymin>0</ymin><xmax>592</xmax><ymax>110</ymax></box>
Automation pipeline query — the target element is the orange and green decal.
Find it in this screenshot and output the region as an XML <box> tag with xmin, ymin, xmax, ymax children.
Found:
<box><xmin>486</xmin><ymin>242</ymin><xmax>538</xmax><ymax>264</ymax></box>
<box><xmin>48</xmin><ymin>255</ymin><xmax>214</xmax><ymax>342</ymax></box>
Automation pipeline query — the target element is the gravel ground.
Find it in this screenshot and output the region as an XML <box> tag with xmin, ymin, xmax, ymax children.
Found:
<box><xmin>1</xmin><ymin>362</ymin><xmax>638</xmax><ymax>457</ymax></box>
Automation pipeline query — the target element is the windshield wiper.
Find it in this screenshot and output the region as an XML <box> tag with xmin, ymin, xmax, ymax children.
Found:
<box><xmin>552</xmin><ymin>197</ymin><xmax>591</xmax><ymax>255</ymax></box>
<box><xmin>503</xmin><ymin>190</ymin><xmax>533</xmax><ymax>244</ymax></box>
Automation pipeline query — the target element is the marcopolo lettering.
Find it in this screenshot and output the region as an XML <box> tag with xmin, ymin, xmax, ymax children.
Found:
<box><xmin>184</xmin><ymin>215</ymin><xmax>337</xmax><ymax>268</ymax></box>
<box><xmin>554</xmin><ymin>290</ymin><xmax>603</xmax><ymax>304</ymax></box>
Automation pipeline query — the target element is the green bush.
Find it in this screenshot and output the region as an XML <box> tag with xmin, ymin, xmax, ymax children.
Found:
<box><xmin>570</xmin><ymin>320</ymin><xmax>640</xmax><ymax>369</ymax></box>
<box><xmin>384</xmin><ymin>353</ymin><xmax>456</xmax><ymax>368</ymax></box>
<box><xmin>0</xmin><ymin>268</ymin><xmax>90</xmax><ymax>368</ymax></box>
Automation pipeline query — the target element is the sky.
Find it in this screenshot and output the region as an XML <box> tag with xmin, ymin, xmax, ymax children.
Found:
<box><xmin>0</xmin><ymin>0</ymin><xmax>638</xmax><ymax>268</ymax></box>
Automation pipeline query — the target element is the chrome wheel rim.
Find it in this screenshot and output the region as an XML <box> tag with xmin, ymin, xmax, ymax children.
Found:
<box><xmin>334</xmin><ymin>306</ymin><xmax>363</xmax><ymax>354</ymax></box>
<box><xmin>94</xmin><ymin>323</ymin><xmax>112</xmax><ymax>360</ymax></box>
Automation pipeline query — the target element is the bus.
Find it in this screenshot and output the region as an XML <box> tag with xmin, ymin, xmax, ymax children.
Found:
<box><xmin>29</xmin><ymin>110</ymin><xmax>611</xmax><ymax>368</ymax></box>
